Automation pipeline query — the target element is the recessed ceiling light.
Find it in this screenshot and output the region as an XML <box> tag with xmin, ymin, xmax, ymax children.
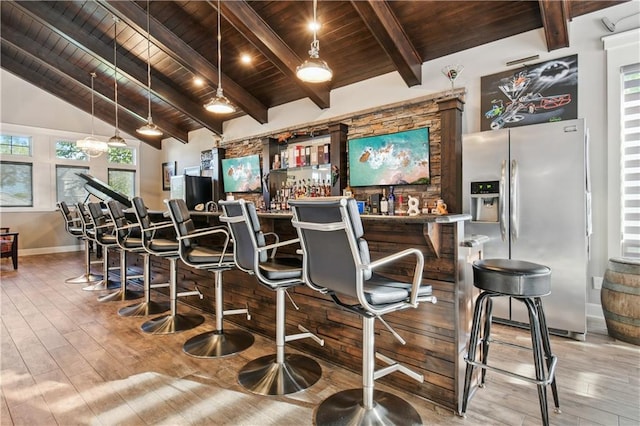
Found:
<box><xmin>241</xmin><ymin>54</ymin><xmax>252</xmax><ymax>64</ymax></box>
<box><xmin>193</xmin><ymin>77</ymin><xmax>204</xmax><ymax>86</ymax></box>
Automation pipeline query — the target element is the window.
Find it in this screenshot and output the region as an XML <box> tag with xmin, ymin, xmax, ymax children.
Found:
<box><xmin>0</xmin><ymin>161</ymin><xmax>33</xmax><ymax>207</ymax></box>
<box><xmin>0</xmin><ymin>135</ymin><xmax>32</xmax><ymax>156</ymax></box>
<box><xmin>621</xmin><ymin>63</ymin><xmax>640</xmax><ymax>258</ymax></box>
<box><xmin>108</xmin><ymin>168</ymin><xmax>135</xmax><ymax>198</ymax></box>
<box><xmin>108</xmin><ymin>147</ymin><xmax>135</xmax><ymax>165</ymax></box>
<box><xmin>56</xmin><ymin>140</ymin><xmax>88</xmax><ymax>161</ymax></box>
<box><xmin>56</xmin><ymin>165</ymin><xmax>90</xmax><ymax>205</ymax></box>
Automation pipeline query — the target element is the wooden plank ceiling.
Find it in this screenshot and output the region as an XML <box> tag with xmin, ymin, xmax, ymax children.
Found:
<box><xmin>0</xmin><ymin>0</ymin><xmax>624</xmax><ymax>148</ymax></box>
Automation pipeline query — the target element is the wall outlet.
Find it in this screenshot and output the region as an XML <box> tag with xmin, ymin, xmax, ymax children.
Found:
<box><xmin>592</xmin><ymin>276</ymin><xmax>603</xmax><ymax>290</ymax></box>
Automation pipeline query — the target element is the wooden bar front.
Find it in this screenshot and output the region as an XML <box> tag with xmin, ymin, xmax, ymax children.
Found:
<box><xmin>145</xmin><ymin>212</ymin><xmax>475</xmax><ymax>412</ymax></box>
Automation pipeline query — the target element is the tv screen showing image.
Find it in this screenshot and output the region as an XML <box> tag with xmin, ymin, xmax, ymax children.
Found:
<box><xmin>221</xmin><ymin>154</ymin><xmax>262</xmax><ymax>193</ymax></box>
<box><xmin>348</xmin><ymin>127</ymin><xmax>430</xmax><ymax>187</ymax></box>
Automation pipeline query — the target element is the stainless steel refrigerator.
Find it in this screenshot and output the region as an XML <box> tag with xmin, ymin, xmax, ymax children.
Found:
<box><xmin>462</xmin><ymin>118</ymin><xmax>591</xmax><ymax>339</ymax></box>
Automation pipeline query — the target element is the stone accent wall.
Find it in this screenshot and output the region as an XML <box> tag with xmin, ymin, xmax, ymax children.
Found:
<box><xmin>221</xmin><ymin>94</ymin><xmax>458</xmax><ymax>212</ymax></box>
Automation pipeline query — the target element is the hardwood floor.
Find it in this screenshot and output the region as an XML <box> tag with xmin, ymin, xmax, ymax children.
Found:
<box><xmin>1</xmin><ymin>252</ymin><xmax>639</xmax><ymax>425</ymax></box>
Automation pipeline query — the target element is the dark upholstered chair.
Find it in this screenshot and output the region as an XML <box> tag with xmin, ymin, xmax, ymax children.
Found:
<box><xmin>166</xmin><ymin>198</ymin><xmax>253</xmax><ymax>357</ymax></box>
<box><xmin>106</xmin><ymin>200</ymin><xmax>168</xmax><ymax>315</ymax></box>
<box><xmin>135</xmin><ymin>198</ymin><xmax>203</xmax><ymax>334</ymax></box>
<box><xmin>461</xmin><ymin>259</ymin><xmax>559</xmax><ymax>426</ymax></box>
<box><xmin>57</xmin><ymin>201</ymin><xmax>101</xmax><ymax>283</ymax></box>
<box><xmin>219</xmin><ymin>199</ymin><xmax>323</xmax><ymax>396</ymax></box>
<box><xmin>0</xmin><ymin>227</ymin><xmax>18</xmax><ymax>270</ymax></box>
<box><xmin>88</xmin><ymin>202</ymin><xmax>142</xmax><ymax>302</ymax></box>
<box><xmin>77</xmin><ymin>202</ymin><xmax>120</xmax><ymax>292</ymax></box>
<box><xmin>290</xmin><ymin>196</ymin><xmax>436</xmax><ymax>425</ymax></box>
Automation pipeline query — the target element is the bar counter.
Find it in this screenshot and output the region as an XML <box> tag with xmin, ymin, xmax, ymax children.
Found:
<box><xmin>151</xmin><ymin>210</ymin><xmax>476</xmax><ymax>412</ymax></box>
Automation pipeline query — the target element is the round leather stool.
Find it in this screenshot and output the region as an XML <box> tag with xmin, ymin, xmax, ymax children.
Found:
<box><xmin>461</xmin><ymin>259</ymin><xmax>560</xmax><ymax>426</ymax></box>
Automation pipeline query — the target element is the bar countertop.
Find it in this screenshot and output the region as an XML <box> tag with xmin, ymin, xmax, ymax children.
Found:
<box><xmin>192</xmin><ymin>209</ymin><xmax>471</xmax><ymax>223</ymax></box>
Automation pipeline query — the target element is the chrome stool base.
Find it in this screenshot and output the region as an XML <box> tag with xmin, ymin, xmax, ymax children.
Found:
<box><xmin>238</xmin><ymin>353</ymin><xmax>322</xmax><ymax>396</ymax></box>
<box><xmin>141</xmin><ymin>313</ymin><xmax>205</xmax><ymax>334</ymax></box>
<box><xmin>183</xmin><ymin>329</ymin><xmax>254</xmax><ymax>358</ymax></box>
<box><xmin>97</xmin><ymin>288</ymin><xmax>143</xmax><ymax>303</ymax></box>
<box><xmin>83</xmin><ymin>279</ymin><xmax>120</xmax><ymax>291</ymax></box>
<box><xmin>315</xmin><ymin>389</ymin><xmax>422</xmax><ymax>426</ymax></box>
<box><xmin>118</xmin><ymin>300</ymin><xmax>170</xmax><ymax>317</ymax></box>
<box><xmin>66</xmin><ymin>273</ymin><xmax>103</xmax><ymax>284</ymax></box>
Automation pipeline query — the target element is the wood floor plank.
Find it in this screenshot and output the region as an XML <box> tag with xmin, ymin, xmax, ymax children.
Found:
<box><xmin>1</xmin><ymin>252</ymin><xmax>639</xmax><ymax>426</ymax></box>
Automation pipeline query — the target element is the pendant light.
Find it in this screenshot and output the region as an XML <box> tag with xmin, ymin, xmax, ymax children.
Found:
<box><xmin>296</xmin><ymin>0</ymin><xmax>332</xmax><ymax>83</ymax></box>
<box><xmin>203</xmin><ymin>0</ymin><xmax>235</xmax><ymax>114</ymax></box>
<box><xmin>137</xmin><ymin>0</ymin><xmax>163</xmax><ymax>137</ymax></box>
<box><xmin>76</xmin><ymin>72</ymin><xmax>109</xmax><ymax>157</ymax></box>
<box><xmin>108</xmin><ymin>16</ymin><xmax>127</xmax><ymax>147</ymax></box>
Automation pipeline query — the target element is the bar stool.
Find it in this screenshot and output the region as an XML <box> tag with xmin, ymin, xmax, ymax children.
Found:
<box><xmin>134</xmin><ymin>198</ymin><xmax>204</xmax><ymax>334</ymax></box>
<box><xmin>166</xmin><ymin>198</ymin><xmax>254</xmax><ymax>358</ymax></box>
<box><xmin>290</xmin><ymin>197</ymin><xmax>436</xmax><ymax>426</ymax></box>
<box><xmin>106</xmin><ymin>200</ymin><xmax>169</xmax><ymax>316</ymax></box>
<box><xmin>87</xmin><ymin>202</ymin><xmax>142</xmax><ymax>302</ymax></box>
<box><xmin>220</xmin><ymin>199</ymin><xmax>324</xmax><ymax>396</ymax></box>
<box><xmin>58</xmin><ymin>201</ymin><xmax>102</xmax><ymax>284</ymax></box>
<box><xmin>77</xmin><ymin>202</ymin><xmax>120</xmax><ymax>292</ymax></box>
<box><xmin>461</xmin><ymin>258</ymin><xmax>560</xmax><ymax>426</ymax></box>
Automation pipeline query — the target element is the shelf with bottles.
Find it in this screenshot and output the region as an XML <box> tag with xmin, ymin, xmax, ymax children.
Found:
<box><xmin>271</xmin><ymin>137</ymin><xmax>331</xmax><ymax>171</ymax></box>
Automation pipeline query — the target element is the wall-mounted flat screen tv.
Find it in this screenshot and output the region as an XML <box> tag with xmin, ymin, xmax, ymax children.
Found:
<box><xmin>221</xmin><ymin>154</ymin><xmax>262</xmax><ymax>193</ymax></box>
<box><xmin>348</xmin><ymin>127</ymin><xmax>430</xmax><ymax>187</ymax></box>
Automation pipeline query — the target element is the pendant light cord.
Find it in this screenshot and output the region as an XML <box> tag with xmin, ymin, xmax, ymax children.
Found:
<box><xmin>90</xmin><ymin>72</ymin><xmax>96</xmax><ymax>137</ymax></box>
<box><xmin>113</xmin><ymin>16</ymin><xmax>119</xmax><ymax>131</ymax></box>
<box><xmin>146</xmin><ymin>0</ymin><xmax>152</xmax><ymax>119</ymax></box>
<box><xmin>217</xmin><ymin>0</ymin><xmax>222</xmax><ymax>91</ymax></box>
<box><xmin>313</xmin><ymin>0</ymin><xmax>318</xmax><ymax>44</ymax></box>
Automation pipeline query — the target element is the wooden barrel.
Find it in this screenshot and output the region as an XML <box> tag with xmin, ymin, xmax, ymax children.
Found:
<box><xmin>601</xmin><ymin>257</ymin><xmax>640</xmax><ymax>345</ymax></box>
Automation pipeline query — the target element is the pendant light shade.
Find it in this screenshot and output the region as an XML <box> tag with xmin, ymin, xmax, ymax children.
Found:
<box><xmin>203</xmin><ymin>0</ymin><xmax>235</xmax><ymax>114</ymax></box>
<box><xmin>137</xmin><ymin>0</ymin><xmax>163</xmax><ymax>137</ymax></box>
<box><xmin>296</xmin><ymin>0</ymin><xmax>332</xmax><ymax>83</ymax></box>
<box><xmin>108</xmin><ymin>16</ymin><xmax>127</xmax><ymax>147</ymax></box>
<box><xmin>77</xmin><ymin>72</ymin><xmax>109</xmax><ymax>157</ymax></box>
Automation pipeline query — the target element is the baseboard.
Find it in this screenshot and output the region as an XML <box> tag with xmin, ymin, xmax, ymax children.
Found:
<box><xmin>587</xmin><ymin>302</ymin><xmax>604</xmax><ymax>319</ymax></box>
<box><xmin>20</xmin><ymin>245</ymin><xmax>82</xmax><ymax>256</ymax></box>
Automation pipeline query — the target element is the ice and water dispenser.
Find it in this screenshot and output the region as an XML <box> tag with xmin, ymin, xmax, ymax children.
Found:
<box><xmin>470</xmin><ymin>180</ymin><xmax>499</xmax><ymax>222</ymax></box>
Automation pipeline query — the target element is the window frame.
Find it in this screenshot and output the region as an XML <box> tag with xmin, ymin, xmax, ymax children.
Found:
<box><xmin>107</xmin><ymin>167</ymin><xmax>136</xmax><ymax>198</ymax></box>
<box><xmin>0</xmin><ymin>160</ymin><xmax>34</xmax><ymax>207</ymax></box>
<box><xmin>55</xmin><ymin>164</ymin><xmax>91</xmax><ymax>206</ymax></box>
<box><xmin>604</xmin><ymin>28</ymin><xmax>640</xmax><ymax>258</ymax></box>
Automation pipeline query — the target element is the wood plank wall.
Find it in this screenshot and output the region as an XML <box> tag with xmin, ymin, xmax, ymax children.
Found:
<box><xmin>134</xmin><ymin>215</ymin><xmax>465</xmax><ymax>410</ymax></box>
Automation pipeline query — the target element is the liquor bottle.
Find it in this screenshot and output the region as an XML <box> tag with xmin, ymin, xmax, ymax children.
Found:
<box><xmin>380</xmin><ymin>188</ymin><xmax>388</xmax><ymax>215</ymax></box>
<box><xmin>388</xmin><ymin>186</ymin><xmax>395</xmax><ymax>216</ymax></box>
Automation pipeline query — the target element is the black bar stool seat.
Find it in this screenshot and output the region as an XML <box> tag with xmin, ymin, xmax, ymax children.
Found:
<box><xmin>461</xmin><ymin>258</ymin><xmax>560</xmax><ymax>426</ymax></box>
<box><xmin>473</xmin><ymin>258</ymin><xmax>552</xmax><ymax>296</ymax></box>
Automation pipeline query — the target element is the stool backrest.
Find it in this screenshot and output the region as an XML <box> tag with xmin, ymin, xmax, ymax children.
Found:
<box><xmin>87</xmin><ymin>202</ymin><xmax>111</xmax><ymax>242</ymax></box>
<box><xmin>106</xmin><ymin>200</ymin><xmax>129</xmax><ymax>242</ymax></box>
<box><xmin>76</xmin><ymin>203</ymin><xmax>93</xmax><ymax>237</ymax></box>
<box><xmin>58</xmin><ymin>201</ymin><xmax>74</xmax><ymax>229</ymax></box>
<box><xmin>165</xmin><ymin>198</ymin><xmax>197</xmax><ymax>250</ymax></box>
<box><xmin>290</xmin><ymin>197</ymin><xmax>371</xmax><ymax>298</ymax></box>
<box><xmin>132</xmin><ymin>196</ymin><xmax>152</xmax><ymax>236</ymax></box>
<box><xmin>219</xmin><ymin>199</ymin><xmax>267</xmax><ymax>274</ymax></box>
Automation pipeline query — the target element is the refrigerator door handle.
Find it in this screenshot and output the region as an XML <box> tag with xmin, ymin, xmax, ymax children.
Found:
<box><xmin>500</xmin><ymin>159</ymin><xmax>507</xmax><ymax>241</ymax></box>
<box><xmin>510</xmin><ymin>159</ymin><xmax>519</xmax><ymax>242</ymax></box>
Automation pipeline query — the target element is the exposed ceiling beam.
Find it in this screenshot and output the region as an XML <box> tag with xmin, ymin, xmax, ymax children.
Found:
<box><xmin>217</xmin><ymin>0</ymin><xmax>330</xmax><ymax>109</ymax></box>
<box><xmin>101</xmin><ymin>0</ymin><xmax>269</xmax><ymax>125</ymax></box>
<box><xmin>0</xmin><ymin>50</ymin><xmax>163</xmax><ymax>149</ymax></box>
<box><xmin>351</xmin><ymin>0</ymin><xmax>421</xmax><ymax>87</ymax></box>
<box><xmin>12</xmin><ymin>0</ymin><xmax>222</xmax><ymax>138</ymax></box>
<box><xmin>0</xmin><ymin>25</ymin><xmax>188</xmax><ymax>145</ymax></box>
<box><xmin>538</xmin><ymin>0</ymin><xmax>570</xmax><ymax>51</ymax></box>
